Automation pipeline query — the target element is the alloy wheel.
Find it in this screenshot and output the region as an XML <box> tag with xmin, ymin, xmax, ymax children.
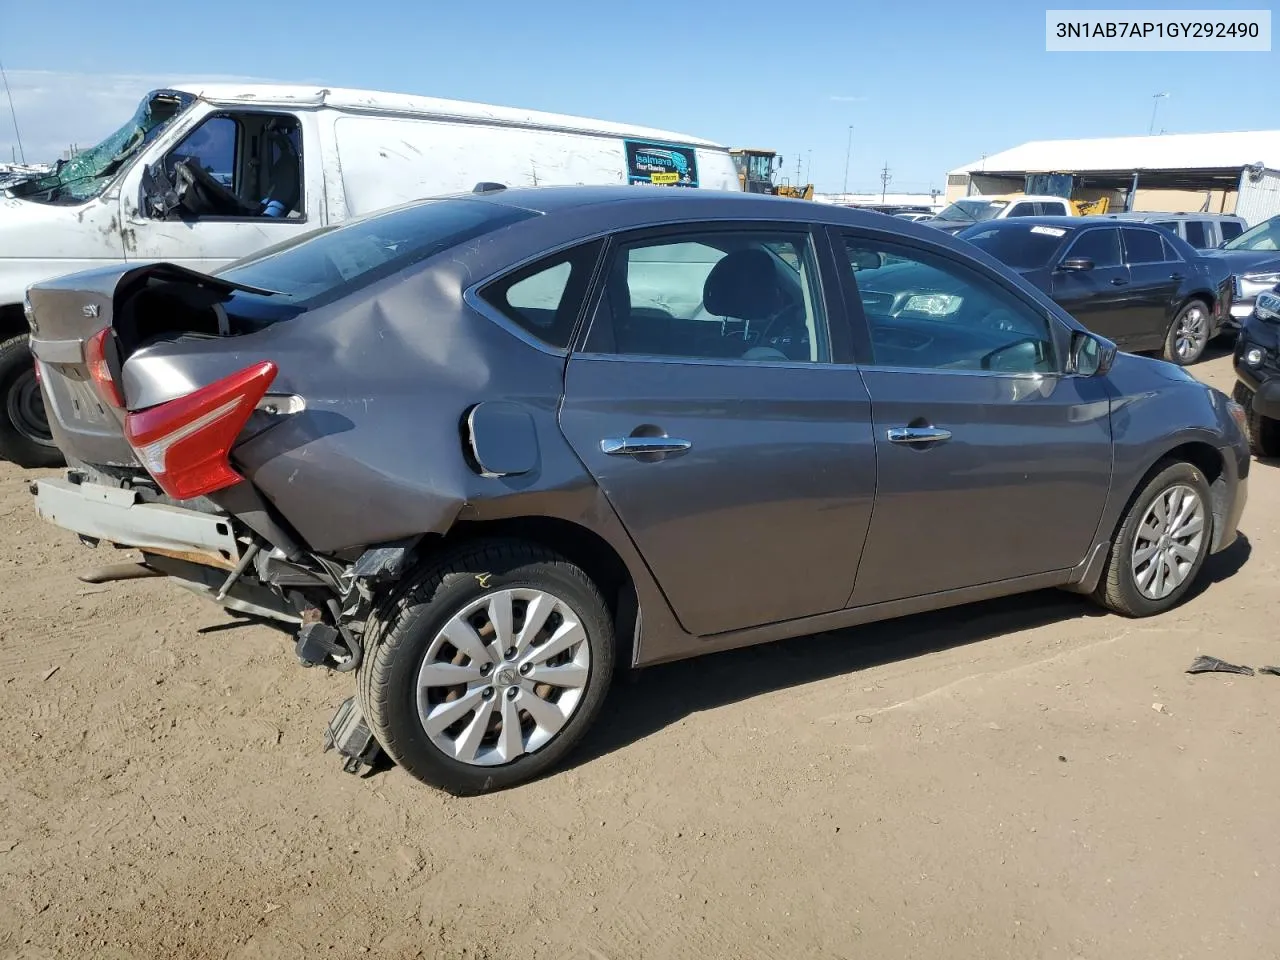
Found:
<box><xmin>1130</xmin><ymin>483</ymin><xmax>1206</xmax><ymax>600</ymax></box>
<box><xmin>415</xmin><ymin>588</ymin><xmax>591</xmax><ymax>766</ymax></box>
<box><xmin>1173</xmin><ymin>305</ymin><xmax>1208</xmax><ymax>362</ymax></box>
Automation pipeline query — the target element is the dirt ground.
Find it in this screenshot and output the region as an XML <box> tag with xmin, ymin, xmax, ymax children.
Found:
<box><xmin>2</xmin><ymin>348</ymin><xmax>1279</xmax><ymax>960</ymax></box>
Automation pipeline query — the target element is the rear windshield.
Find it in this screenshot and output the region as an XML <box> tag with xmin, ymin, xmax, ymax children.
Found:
<box><xmin>959</xmin><ymin>223</ymin><xmax>1070</xmax><ymax>270</ymax></box>
<box><xmin>217</xmin><ymin>197</ymin><xmax>537</xmax><ymax>306</ymax></box>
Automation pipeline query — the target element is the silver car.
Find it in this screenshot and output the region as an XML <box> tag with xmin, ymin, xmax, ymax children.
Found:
<box><xmin>25</xmin><ymin>187</ymin><xmax>1250</xmax><ymax>794</ymax></box>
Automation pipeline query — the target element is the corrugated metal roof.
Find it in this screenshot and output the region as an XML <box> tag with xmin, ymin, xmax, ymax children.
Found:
<box><xmin>949</xmin><ymin>130</ymin><xmax>1280</xmax><ymax>176</ymax></box>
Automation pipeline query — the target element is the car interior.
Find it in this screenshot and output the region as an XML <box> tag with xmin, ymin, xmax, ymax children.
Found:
<box><xmin>158</xmin><ymin>113</ymin><xmax>304</xmax><ymax>220</ymax></box>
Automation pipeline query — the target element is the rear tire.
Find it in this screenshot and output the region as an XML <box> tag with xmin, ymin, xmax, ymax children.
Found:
<box><xmin>1162</xmin><ymin>299</ymin><xmax>1211</xmax><ymax>366</ymax></box>
<box><xmin>1232</xmin><ymin>381</ymin><xmax>1280</xmax><ymax>459</ymax></box>
<box><xmin>1092</xmin><ymin>461</ymin><xmax>1213</xmax><ymax>617</ymax></box>
<box><xmin>0</xmin><ymin>333</ymin><xmax>63</xmax><ymax>468</ymax></box>
<box><xmin>357</xmin><ymin>539</ymin><xmax>615</xmax><ymax>795</ymax></box>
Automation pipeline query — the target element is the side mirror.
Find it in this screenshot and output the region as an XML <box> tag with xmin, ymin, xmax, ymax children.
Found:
<box><xmin>1058</xmin><ymin>257</ymin><xmax>1094</xmax><ymax>272</ymax></box>
<box><xmin>1068</xmin><ymin>329</ymin><xmax>1116</xmax><ymax>377</ymax></box>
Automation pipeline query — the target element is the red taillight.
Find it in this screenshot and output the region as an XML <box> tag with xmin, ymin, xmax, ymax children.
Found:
<box><xmin>85</xmin><ymin>329</ymin><xmax>124</xmax><ymax>408</ymax></box>
<box><xmin>124</xmin><ymin>361</ymin><xmax>277</xmax><ymax>501</ymax></box>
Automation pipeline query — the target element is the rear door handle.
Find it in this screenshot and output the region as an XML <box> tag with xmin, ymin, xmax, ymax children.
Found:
<box><xmin>1170</xmin><ymin>272</ymin><xmax>1184</xmax><ymax>280</ymax></box>
<box><xmin>886</xmin><ymin>426</ymin><xmax>952</xmax><ymax>445</ymax></box>
<box><xmin>1110</xmin><ymin>277</ymin><xmax>1128</xmax><ymax>286</ymax></box>
<box><xmin>601</xmin><ymin>437</ymin><xmax>692</xmax><ymax>456</ymax></box>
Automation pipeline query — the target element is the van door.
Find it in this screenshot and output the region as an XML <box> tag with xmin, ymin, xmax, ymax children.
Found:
<box><xmin>121</xmin><ymin>111</ymin><xmax>319</xmax><ymax>273</ymax></box>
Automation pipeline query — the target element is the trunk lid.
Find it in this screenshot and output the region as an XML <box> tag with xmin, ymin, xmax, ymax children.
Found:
<box><xmin>26</xmin><ymin>262</ymin><xmax>301</xmax><ymax>468</ymax></box>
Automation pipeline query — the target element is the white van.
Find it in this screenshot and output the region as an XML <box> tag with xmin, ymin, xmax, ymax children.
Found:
<box><xmin>0</xmin><ymin>83</ymin><xmax>740</xmax><ymax>466</ymax></box>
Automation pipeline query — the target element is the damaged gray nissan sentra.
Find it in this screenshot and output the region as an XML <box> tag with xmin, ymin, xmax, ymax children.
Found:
<box><xmin>26</xmin><ymin>185</ymin><xmax>1249</xmax><ymax>794</ymax></box>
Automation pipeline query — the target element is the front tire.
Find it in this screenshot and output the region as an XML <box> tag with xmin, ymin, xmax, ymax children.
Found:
<box><xmin>1162</xmin><ymin>300</ymin><xmax>1211</xmax><ymax>366</ymax></box>
<box><xmin>358</xmin><ymin>540</ymin><xmax>615</xmax><ymax>795</ymax></box>
<box><xmin>0</xmin><ymin>334</ymin><xmax>63</xmax><ymax>468</ymax></box>
<box><xmin>1232</xmin><ymin>381</ymin><xmax>1280</xmax><ymax>459</ymax></box>
<box><xmin>1093</xmin><ymin>461</ymin><xmax>1213</xmax><ymax>617</ymax></box>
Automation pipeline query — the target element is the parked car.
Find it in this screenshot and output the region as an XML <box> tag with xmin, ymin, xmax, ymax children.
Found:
<box><xmin>1230</xmin><ymin>285</ymin><xmax>1280</xmax><ymax>457</ymax></box>
<box><xmin>27</xmin><ymin>187</ymin><xmax>1249</xmax><ymax>794</ymax></box>
<box><xmin>1199</xmin><ymin>213</ymin><xmax>1280</xmax><ymax>328</ymax></box>
<box><xmin>0</xmin><ymin>83</ymin><xmax>740</xmax><ymax>469</ymax></box>
<box><xmin>1104</xmin><ymin>211</ymin><xmax>1247</xmax><ymax>251</ymax></box>
<box><xmin>893</xmin><ymin>211</ymin><xmax>935</xmax><ymax>222</ymax></box>
<box><xmin>958</xmin><ymin>217</ymin><xmax>1234</xmax><ymax>365</ymax></box>
<box><xmin>926</xmin><ymin>194</ymin><xmax>1074</xmax><ymax>234</ymax></box>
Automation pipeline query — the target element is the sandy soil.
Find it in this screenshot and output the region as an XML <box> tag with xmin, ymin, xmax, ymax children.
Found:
<box><xmin>2</xmin><ymin>349</ymin><xmax>1279</xmax><ymax>960</ymax></box>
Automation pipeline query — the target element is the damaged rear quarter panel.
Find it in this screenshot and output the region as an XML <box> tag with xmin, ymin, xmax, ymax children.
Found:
<box><xmin>219</xmin><ymin>254</ymin><xmax>582</xmax><ymax>554</ymax></box>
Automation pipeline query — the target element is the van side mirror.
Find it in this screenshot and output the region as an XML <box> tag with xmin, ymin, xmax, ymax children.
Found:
<box><xmin>1068</xmin><ymin>329</ymin><xmax>1116</xmax><ymax>376</ymax></box>
<box><xmin>1059</xmin><ymin>257</ymin><xmax>1094</xmax><ymax>272</ymax></box>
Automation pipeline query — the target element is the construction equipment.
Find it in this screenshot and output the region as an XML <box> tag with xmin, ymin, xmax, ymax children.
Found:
<box><xmin>1072</xmin><ymin>196</ymin><xmax>1111</xmax><ymax>216</ymax></box>
<box><xmin>729</xmin><ymin>148</ymin><xmax>814</xmax><ymax>200</ymax></box>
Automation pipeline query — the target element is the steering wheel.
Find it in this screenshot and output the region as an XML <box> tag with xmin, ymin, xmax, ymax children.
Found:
<box><xmin>174</xmin><ymin>157</ymin><xmax>260</xmax><ymax>217</ymax></box>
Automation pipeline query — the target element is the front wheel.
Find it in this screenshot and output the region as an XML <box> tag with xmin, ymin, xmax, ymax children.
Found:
<box><xmin>1162</xmin><ymin>300</ymin><xmax>1210</xmax><ymax>366</ymax></box>
<box><xmin>1093</xmin><ymin>461</ymin><xmax>1213</xmax><ymax>617</ymax></box>
<box><xmin>357</xmin><ymin>540</ymin><xmax>615</xmax><ymax>795</ymax></box>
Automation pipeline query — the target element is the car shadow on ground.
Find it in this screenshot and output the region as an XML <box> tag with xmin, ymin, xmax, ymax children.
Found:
<box><xmin>566</xmin><ymin>533</ymin><xmax>1252</xmax><ymax>773</ymax></box>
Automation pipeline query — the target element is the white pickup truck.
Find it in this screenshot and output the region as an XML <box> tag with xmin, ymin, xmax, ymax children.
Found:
<box><xmin>0</xmin><ymin>83</ymin><xmax>740</xmax><ymax>466</ymax></box>
<box><xmin>926</xmin><ymin>193</ymin><xmax>1077</xmax><ymax>235</ymax></box>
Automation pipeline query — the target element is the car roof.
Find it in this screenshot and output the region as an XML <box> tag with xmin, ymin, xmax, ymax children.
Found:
<box><xmin>458</xmin><ymin>184</ymin><xmax>914</xmax><ymax>229</ymax></box>
<box><xmin>1105</xmin><ymin>211</ymin><xmax>1241</xmax><ymax>221</ymax></box>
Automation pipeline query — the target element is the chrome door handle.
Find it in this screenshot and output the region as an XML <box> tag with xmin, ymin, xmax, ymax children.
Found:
<box><xmin>601</xmin><ymin>437</ymin><xmax>692</xmax><ymax>456</ymax></box>
<box><xmin>886</xmin><ymin>426</ymin><xmax>952</xmax><ymax>445</ymax></box>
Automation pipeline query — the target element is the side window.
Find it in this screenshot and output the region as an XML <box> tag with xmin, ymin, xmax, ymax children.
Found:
<box><xmin>1041</xmin><ymin>201</ymin><xmax>1068</xmax><ymax>216</ymax></box>
<box><xmin>1183</xmin><ymin>220</ymin><xmax>1209</xmax><ymax>248</ymax></box>
<box><xmin>1221</xmin><ymin>220</ymin><xmax>1245</xmax><ymax>242</ymax></box>
<box><xmin>478</xmin><ymin>241</ymin><xmax>602</xmax><ymax>349</ymax></box>
<box><xmin>1064</xmin><ymin>228</ymin><xmax>1122</xmax><ymax>268</ymax></box>
<box><xmin>166</xmin><ymin>116</ymin><xmax>239</xmax><ymax>190</ymax></box>
<box><xmin>1152</xmin><ymin>220</ymin><xmax>1179</xmax><ymax>235</ymax></box>
<box><xmin>843</xmin><ymin>238</ymin><xmax>1055</xmax><ymax>375</ymax></box>
<box><xmin>159</xmin><ymin>113</ymin><xmax>304</xmax><ymax>220</ymax></box>
<box><xmin>1007</xmin><ymin>202</ymin><xmax>1037</xmax><ymax>217</ymax></box>
<box><xmin>584</xmin><ymin>229</ymin><xmax>828</xmax><ymax>363</ymax></box>
<box><xmin>1160</xmin><ymin>234</ymin><xmax>1184</xmax><ymax>262</ymax></box>
<box><xmin>1121</xmin><ymin>227</ymin><xmax>1167</xmax><ymax>264</ymax></box>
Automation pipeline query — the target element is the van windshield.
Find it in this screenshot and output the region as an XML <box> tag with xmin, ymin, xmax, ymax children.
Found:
<box><xmin>217</xmin><ymin>197</ymin><xmax>537</xmax><ymax>307</ymax></box>
<box><xmin>9</xmin><ymin>91</ymin><xmax>194</xmax><ymax>205</ymax></box>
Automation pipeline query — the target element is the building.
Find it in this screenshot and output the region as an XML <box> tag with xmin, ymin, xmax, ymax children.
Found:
<box><xmin>814</xmin><ymin>191</ymin><xmax>945</xmax><ymax>213</ymax></box>
<box><xmin>946</xmin><ymin>130</ymin><xmax>1280</xmax><ymax>225</ymax></box>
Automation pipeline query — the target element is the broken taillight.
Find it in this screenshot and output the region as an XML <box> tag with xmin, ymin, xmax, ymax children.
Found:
<box><xmin>85</xmin><ymin>328</ymin><xmax>124</xmax><ymax>408</ymax></box>
<box><xmin>124</xmin><ymin>361</ymin><xmax>278</xmax><ymax>501</ymax></box>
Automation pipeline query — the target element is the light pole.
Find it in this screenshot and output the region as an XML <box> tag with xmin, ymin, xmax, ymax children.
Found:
<box><xmin>1149</xmin><ymin>92</ymin><xmax>1169</xmax><ymax>135</ymax></box>
<box><xmin>843</xmin><ymin>124</ymin><xmax>852</xmax><ymax>195</ymax></box>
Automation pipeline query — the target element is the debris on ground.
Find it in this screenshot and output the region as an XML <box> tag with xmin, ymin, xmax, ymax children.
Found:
<box><xmin>322</xmin><ymin>697</ymin><xmax>383</xmax><ymax>776</ymax></box>
<box><xmin>1260</xmin><ymin>666</ymin><xmax>1280</xmax><ymax>677</ymax></box>
<box><xmin>1152</xmin><ymin>703</ymin><xmax>1168</xmax><ymax>714</ymax></box>
<box><xmin>1186</xmin><ymin>655</ymin><xmax>1255</xmax><ymax>677</ymax></box>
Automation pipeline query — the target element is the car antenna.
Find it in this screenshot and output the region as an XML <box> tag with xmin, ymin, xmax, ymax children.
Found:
<box><xmin>473</xmin><ymin>182</ymin><xmax>506</xmax><ymax>194</ymax></box>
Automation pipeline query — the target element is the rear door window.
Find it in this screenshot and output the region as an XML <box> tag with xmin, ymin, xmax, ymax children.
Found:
<box><xmin>1039</xmin><ymin>201</ymin><xmax>1069</xmax><ymax>216</ymax></box>
<box><xmin>1006</xmin><ymin>202</ymin><xmax>1037</xmax><ymax>217</ymax></box>
<box><xmin>1221</xmin><ymin>220</ymin><xmax>1245</xmax><ymax>242</ymax></box>
<box><xmin>1121</xmin><ymin>227</ymin><xmax>1167</xmax><ymax>264</ymax></box>
<box><xmin>1183</xmin><ymin>220</ymin><xmax>1209</xmax><ymax>248</ymax></box>
<box><xmin>479</xmin><ymin>241</ymin><xmax>604</xmax><ymax>349</ymax></box>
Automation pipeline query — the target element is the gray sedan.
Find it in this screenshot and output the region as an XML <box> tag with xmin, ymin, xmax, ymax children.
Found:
<box><xmin>25</xmin><ymin>186</ymin><xmax>1250</xmax><ymax>794</ymax></box>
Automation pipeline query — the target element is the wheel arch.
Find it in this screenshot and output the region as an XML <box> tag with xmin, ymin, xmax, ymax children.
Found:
<box><xmin>436</xmin><ymin>515</ymin><xmax>640</xmax><ymax>668</ymax></box>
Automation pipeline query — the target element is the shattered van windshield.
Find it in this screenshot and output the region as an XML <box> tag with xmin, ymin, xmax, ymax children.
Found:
<box><xmin>10</xmin><ymin>90</ymin><xmax>194</xmax><ymax>205</ymax></box>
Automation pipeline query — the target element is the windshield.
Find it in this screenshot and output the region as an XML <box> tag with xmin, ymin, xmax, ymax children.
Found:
<box><xmin>935</xmin><ymin>199</ymin><xmax>1007</xmax><ymax>223</ymax></box>
<box><xmin>958</xmin><ymin>223</ymin><xmax>1070</xmax><ymax>270</ymax></box>
<box><xmin>9</xmin><ymin>90</ymin><xmax>193</xmax><ymax>205</ymax></box>
<box><xmin>1223</xmin><ymin>215</ymin><xmax>1280</xmax><ymax>252</ymax></box>
<box><xmin>218</xmin><ymin>197</ymin><xmax>538</xmax><ymax>307</ymax></box>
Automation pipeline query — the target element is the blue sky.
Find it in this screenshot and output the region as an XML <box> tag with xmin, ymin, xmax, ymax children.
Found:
<box><xmin>2</xmin><ymin>0</ymin><xmax>1275</xmax><ymax>193</ymax></box>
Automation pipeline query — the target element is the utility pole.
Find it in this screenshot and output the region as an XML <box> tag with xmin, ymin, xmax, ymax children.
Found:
<box><xmin>1149</xmin><ymin>92</ymin><xmax>1168</xmax><ymax>135</ymax></box>
<box><xmin>879</xmin><ymin>162</ymin><xmax>892</xmax><ymax>203</ymax></box>
<box><xmin>806</xmin><ymin>149</ymin><xmax>812</xmax><ymax>184</ymax></box>
<box><xmin>0</xmin><ymin>58</ymin><xmax>24</xmax><ymax>164</ymax></box>
<box><xmin>842</xmin><ymin>124</ymin><xmax>852</xmax><ymax>195</ymax></box>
